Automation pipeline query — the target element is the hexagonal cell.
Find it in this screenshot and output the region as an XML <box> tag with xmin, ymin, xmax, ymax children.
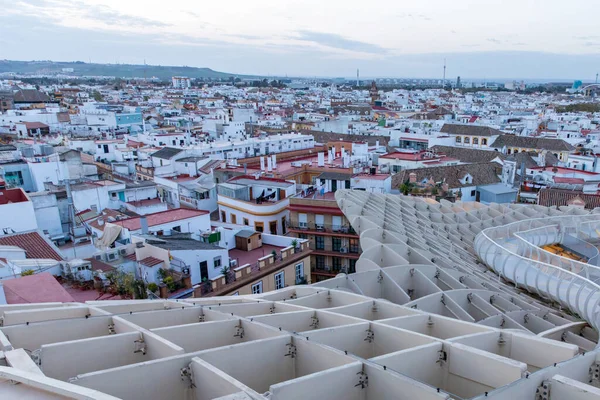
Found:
<box><xmin>151</xmin><ymin>319</ymin><xmax>285</xmax><ymax>352</ymax></box>
<box><xmin>304</xmin><ymin>322</ymin><xmax>438</xmax><ymax>359</ymax></box>
<box><xmin>196</xmin><ymin>336</ymin><xmax>356</xmax><ymax>395</ymax></box>
<box><xmin>251</xmin><ymin>310</ymin><xmax>363</xmax><ymax>333</ymax></box>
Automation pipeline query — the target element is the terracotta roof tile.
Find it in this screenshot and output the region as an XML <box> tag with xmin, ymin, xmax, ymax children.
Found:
<box><xmin>2</xmin><ymin>273</ymin><xmax>74</xmax><ymax>304</ymax></box>
<box><xmin>139</xmin><ymin>257</ymin><xmax>163</xmax><ymax>267</ymax></box>
<box><xmin>0</xmin><ymin>231</ymin><xmax>63</xmax><ymax>261</ymax></box>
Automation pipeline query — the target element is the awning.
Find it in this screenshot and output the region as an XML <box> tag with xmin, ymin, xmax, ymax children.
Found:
<box><xmin>95</xmin><ymin>223</ymin><xmax>122</xmax><ymax>249</ymax></box>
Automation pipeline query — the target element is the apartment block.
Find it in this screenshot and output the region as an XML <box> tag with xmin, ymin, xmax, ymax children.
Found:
<box><xmin>287</xmin><ymin>191</ymin><xmax>360</xmax><ymax>282</ymax></box>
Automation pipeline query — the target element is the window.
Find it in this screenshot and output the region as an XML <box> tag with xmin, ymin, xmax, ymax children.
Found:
<box><xmin>315</xmin><ymin>256</ymin><xmax>326</xmax><ymax>269</ymax></box>
<box><xmin>221</xmin><ymin>211</ymin><xmax>226</xmax><ymax>223</ymax></box>
<box><xmin>298</xmin><ymin>213</ymin><xmax>307</xmax><ymax>228</ymax></box>
<box><xmin>252</xmin><ymin>281</ymin><xmax>263</xmax><ymax>294</ymax></box>
<box><xmin>172</xmin><ymin>226</ymin><xmax>181</xmax><ymax>232</ymax></box>
<box><xmin>295</xmin><ymin>262</ymin><xmax>304</xmax><ymax>283</ymax></box>
<box><xmin>4</xmin><ymin>171</ymin><xmax>23</xmax><ymax>186</ymax></box>
<box><xmin>473</xmin><ymin>137</ymin><xmax>479</xmax><ymax>145</ymax></box>
<box><xmin>231</xmin><ymin>214</ymin><xmax>237</xmax><ymax>224</ymax></box>
<box><xmin>348</xmin><ymin>259</ymin><xmax>357</xmax><ymax>274</ymax></box>
<box><xmin>214</xmin><ymin>256</ymin><xmax>222</xmax><ymax>269</ymax></box>
<box><xmin>243</xmin><ymin>218</ymin><xmax>249</xmax><ymax>226</ymax></box>
<box><xmin>274</xmin><ymin>271</ymin><xmax>285</xmax><ymax>290</ymax></box>
<box><xmin>269</xmin><ymin>221</ymin><xmax>277</xmax><ymax>234</ymax></box>
<box><xmin>297</xmin><ymin>233</ymin><xmax>308</xmax><ymax>240</ymax></box>
<box><xmin>255</xmin><ymin>221</ymin><xmax>264</xmax><ymax>232</ymax></box>
<box><xmin>332</xmin><ymin>257</ymin><xmax>342</xmax><ymax>272</ymax></box>
<box><xmin>332</xmin><ymin>215</ymin><xmax>342</xmax><ymax>231</ymax></box>
<box><xmin>332</xmin><ymin>237</ymin><xmax>342</xmax><ymax>252</ymax></box>
<box><xmin>349</xmin><ymin>238</ymin><xmax>359</xmax><ymax>253</ymax></box>
<box><xmin>455</xmin><ymin>136</ymin><xmax>461</xmax><ymax>143</ymax></box>
<box><xmin>315</xmin><ymin>214</ymin><xmax>324</xmax><ymax>230</ymax></box>
<box><xmin>482</xmin><ymin>138</ymin><xmax>487</xmax><ymax>145</ymax></box>
<box><xmin>464</xmin><ymin>137</ymin><xmax>470</xmax><ymax>144</ymax></box>
<box><xmin>315</xmin><ymin>235</ymin><xmax>325</xmax><ymax>250</ymax></box>
<box><xmin>471</xmin><ymin>190</ymin><xmax>476</xmax><ymax>197</ymax></box>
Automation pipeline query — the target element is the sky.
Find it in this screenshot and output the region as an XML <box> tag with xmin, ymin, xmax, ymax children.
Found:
<box><xmin>1</xmin><ymin>0</ymin><xmax>600</xmax><ymax>80</ymax></box>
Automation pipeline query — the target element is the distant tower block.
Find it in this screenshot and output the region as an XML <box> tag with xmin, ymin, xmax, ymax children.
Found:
<box><xmin>456</xmin><ymin>76</ymin><xmax>461</xmax><ymax>88</ymax></box>
<box><xmin>369</xmin><ymin>80</ymin><xmax>380</xmax><ymax>104</ymax></box>
<box><xmin>443</xmin><ymin>58</ymin><xmax>447</xmax><ymax>88</ymax></box>
<box><xmin>357</xmin><ymin>69</ymin><xmax>360</xmax><ymax>86</ymax></box>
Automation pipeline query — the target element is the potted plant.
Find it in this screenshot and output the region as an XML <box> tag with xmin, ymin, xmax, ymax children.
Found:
<box><xmin>291</xmin><ymin>239</ymin><xmax>298</xmax><ymax>253</ymax></box>
<box><xmin>220</xmin><ymin>266</ymin><xmax>232</xmax><ymax>284</ymax></box>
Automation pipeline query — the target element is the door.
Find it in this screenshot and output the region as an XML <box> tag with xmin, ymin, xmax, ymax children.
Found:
<box><xmin>331</xmin><ymin>180</ymin><xmax>337</xmax><ymax>192</ymax></box>
<box><xmin>269</xmin><ymin>220</ymin><xmax>277</xmax><ymax>235</ymax></box>
<box><xmin>200</xmin><ymin>261</ymin><xmax>209</xmax><ymax>281</ymax></box>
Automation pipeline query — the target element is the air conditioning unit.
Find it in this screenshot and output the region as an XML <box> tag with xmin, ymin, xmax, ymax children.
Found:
<box><xmin>107</xmin><ymin>252</ymin><xmax>118</xmax><ymax>261</ymax></box>
<box><xmin>94</xmin><ymin>254</ymin><xmax>105</xmax><ymax>261</ymax></box>
<box><xmin>119</xmin><ymin>249</ymin><xmax>127</xmax><ymax>256</ymax></box>
<box><xmin>230</xmin><ymin>259</ymin><xmax>238</xmax><ymax>268</ymax></box>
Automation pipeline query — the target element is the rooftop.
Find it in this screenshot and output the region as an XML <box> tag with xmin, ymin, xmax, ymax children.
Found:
<box><xmin>0</xmin><ymin>231</ymin><xmax>63</xmax><ymax>261</ymax></box>
<box><xmin>2</xmin><ymin>273</ymin><xmax>74</xmax><ymax>304</ymax></box>
<box><xmin>0</xmin><ymin>188</ymin><xmax>29</xmax><ymax>205</ymax></box>
<box><xmin>112</xmin><ymin>208</ymin><xmax>209</xmax><ymax>231</ymax></box>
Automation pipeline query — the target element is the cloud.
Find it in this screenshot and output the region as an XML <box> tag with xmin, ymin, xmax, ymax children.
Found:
<box><xmin>295</xmin><ymin>31</ymin><xmax>386</xmax><ymax>54</ymax></box>
<box><xmin>13</xmin><ymin>0</ymin><xmax>170</xmax><ymax>28</ymax></box>
<box><xmin>487</xmin><ymin>38</ymin><xmax>503</xmax><ymax>44</ymax></box>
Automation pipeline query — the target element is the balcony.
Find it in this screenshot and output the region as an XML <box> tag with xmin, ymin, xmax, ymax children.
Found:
<box><xmin>287</xmin><ymin>222</ymin><xmax>357</xmax><ymax>236</ymax></box>
<box><xmin>308</xmin><ymin>242</ymin><xmax>360</xmax><ymax>257</ymax></box>
<box><xmin>311</xmin><ymin>261</ymin><xmax>356</xmax><ymax>278</ymax></box>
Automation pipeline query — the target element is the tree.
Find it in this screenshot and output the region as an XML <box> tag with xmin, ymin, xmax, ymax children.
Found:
<box><xmin>21</xmin><ymin>269</ymin><xmax>34</xmax><ymax>276</ymax></box>
<box><xmin>400</xmin><ymin>181</ymin><xmax>412</xmax><ymax>196</ymax></box>
<box><xmin>92</xmin><ymin>91</ymin><xmax>104</xmax><ymax>102</ymax></box>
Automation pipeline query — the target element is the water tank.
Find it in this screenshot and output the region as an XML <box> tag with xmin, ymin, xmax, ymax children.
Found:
<box><xmin>40</xmin><ymin>145</ymin><xmax>55</xmax><ymax>156</ymax></box>
<box><xmin>21</xmin><ymin>146</ymin><xmax>35</xmax><ymax>158</ymax></box>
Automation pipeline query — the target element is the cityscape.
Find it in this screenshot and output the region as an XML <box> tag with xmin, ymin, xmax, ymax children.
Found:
<box><xmin>2</xmin><ymin>1</ymin><xmax>600</xmax><ymax>399</ymax></box>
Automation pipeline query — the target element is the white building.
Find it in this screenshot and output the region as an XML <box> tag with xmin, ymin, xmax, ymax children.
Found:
<box><xmin>172</xmin><ymin>76</ymin><xmax>191</xmax><ymax>89</ymax></box>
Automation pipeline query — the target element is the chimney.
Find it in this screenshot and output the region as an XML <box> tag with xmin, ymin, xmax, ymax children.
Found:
<box><xmin>318</xmin><ymin>152</ymin><xmax>325</xmax><ymax>167</ymax></box>
<box><xmin>409</xmin><ymin>172</ymin><xmax>417</xmax><ymax>183</ymax></box>
<box><xmin>260</xmin><ymin>156</ymin><xmax>265</xmax><ymax>171</ymax></box>
<box><xmin>272</xmin><ymin>154</ymin><xmax>277</xmax><ymax>169</ymax></box>
<box><xmin>243</xmin><ymin>163</ymin><xmax>247</xmax><ymax>174</ymax></box>
<box><xmin>140</xmin><ymin>216</ymin><xmax>149</xmax><ymax>235</ymax></box>
<box><xmin>267</xmin><ymin>156</ymin><xmax>273</xmax><ymax>172</ymax></box>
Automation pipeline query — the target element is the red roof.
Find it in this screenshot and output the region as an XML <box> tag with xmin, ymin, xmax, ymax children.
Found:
<box><xmin>112</xmin><ymin>208</ymin><xmax>208</xmax><ymax>231</ymax></box>
<box><xmin>86</xmin><ymin>258</ymin><xmax>115</xmax><ymax>272</ymax></box>
<box><xmin>0</xmin><ymin>232</ymin><xmax>63</xmax><ymax>261</ymax></box>
<box><xmin>2</xmin><ymin>273</ymin><xmax>75</xmax><ymax>304</ymax></box>
<box><xmin>554</xmin><ymin>177</ymin><xmax>586</xmax><ymax>184</ymax></box>
<box><xmin>139</xmin><ymin>257</ymin><xmax>163</xmax><ymax>267</ymax></box>
<box><xmin>23</xmin><ymin>122</ymin><xmax>49</xmax><ymax>129</ymax></box>
<box><xmin>0</xmin><ymin>188</ymin><xmax>29</xmax><ymax>205</ymax></box>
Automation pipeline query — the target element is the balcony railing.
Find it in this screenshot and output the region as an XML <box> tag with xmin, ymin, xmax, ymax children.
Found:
<box><xmin>311</xmin><ymin>262</ymin><xmax>356</xmax><ymax>275</ymax></box>
<box><xmin>287</xmin><ymin>222</ymin><xmax>357</xmax><ymax>235</ymax></box>
<box><xmin>308</xmin><ymin>242</ymin><xmax>360</xmax><ymax>254</ymax></box>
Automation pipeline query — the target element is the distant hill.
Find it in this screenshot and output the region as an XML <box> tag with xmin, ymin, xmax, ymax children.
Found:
<box><xmin>0</xmin><ymin>60</ymin><xmax>249</xmax><ymax>80</ymax></box>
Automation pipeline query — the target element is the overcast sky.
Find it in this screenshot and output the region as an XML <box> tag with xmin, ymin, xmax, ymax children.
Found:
<box><xmin>2</xmin><ymin>0</ymin><xmax>600</xmax><ymax>79</ymax></box>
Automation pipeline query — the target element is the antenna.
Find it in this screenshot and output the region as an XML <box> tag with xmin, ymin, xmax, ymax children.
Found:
<box><xmin>357</xmin><ymin>69</ymin><xmax>360</xmax><ymax>87</ymax></box>
<box><xmin>443</xmin><ymin>58</ymin><xmax>446</xmax><ymax>88</ymax></box>
<box><xmin>596</xmin><ymin>73</ymin><xmax>598</xmax><ymax>84</ymax></box>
